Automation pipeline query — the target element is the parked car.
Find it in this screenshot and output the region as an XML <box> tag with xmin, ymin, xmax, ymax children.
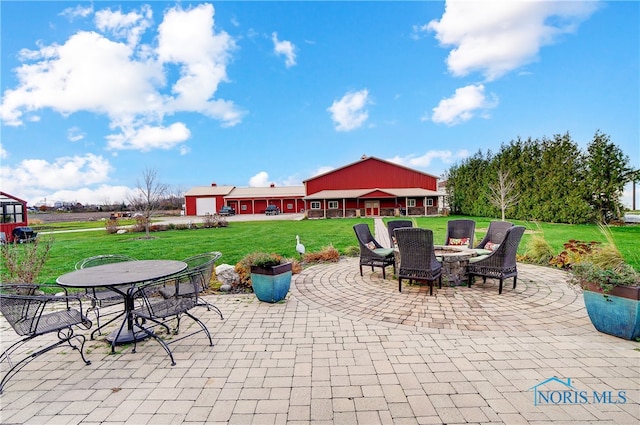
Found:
<box><xmin>265</xmin><ymin>205</ymin><xmax>280</xmax><ymax>215</ymax></box>
<box><xmin>218</xmin><ymin>206</ymin><xmax>236</xmax><ymax>216</ymax></box>
<box><xmin>12</xmin><ymin>226</ymin><xmax>37</xmax><ymax>243</ymax></box>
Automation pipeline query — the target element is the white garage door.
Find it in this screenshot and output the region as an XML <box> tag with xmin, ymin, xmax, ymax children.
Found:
<box><xmin>196</xmin><ymin>198</ymin><xmax>216</xmax><ymax>216</ymax></box>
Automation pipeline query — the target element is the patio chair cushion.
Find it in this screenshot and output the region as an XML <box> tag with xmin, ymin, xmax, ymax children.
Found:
<box><xmin>447</xmin><ymin>237</ymin><xmax>470</xmax><ymax>246</ymax></box>
<box><xmin>486</xmin><ymin>242</ymin><xmax>501</xmax><ymax>251</ymax></box>
<box><xmin>473</xmin><ymin>249</ymin><xmax>492</xmax><ymax>256</ymax></box>
<box><xmin>373</xmin><ymin>248</ymin><xmax>394</xmax><ymax>256</ymax></box>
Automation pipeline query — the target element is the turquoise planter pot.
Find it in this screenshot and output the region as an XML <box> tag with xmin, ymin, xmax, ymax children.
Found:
<box><xmin>583</xmin><ymin>286</ymin><xmax>640</xmax><ymax>340</ymax></box>
<box><xmin>251</xmin><ymin>263</ymin><xmax>292</xmax><ymax>303</ymax></box>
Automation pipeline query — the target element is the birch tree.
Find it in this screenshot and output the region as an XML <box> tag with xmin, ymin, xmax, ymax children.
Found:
<box><xmin>488</xmin><ymin>169</ymin><xmax>519</xmax><ymax>221</ymax></box>
<box><xmin>128</xmin><ymin>168</ymin><xmax>167</xmax><ymax>238</ymax></box>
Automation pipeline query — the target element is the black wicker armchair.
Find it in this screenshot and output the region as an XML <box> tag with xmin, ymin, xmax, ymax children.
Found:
<box><xmin>353</xmin><ymin>223</ymin><xmax>395</xmax><ymax>279</ymax></box>
<box><xmin>386</xmin><ymin>220</ymin><xmax>413</xmax><ymax>248</ymax></box>
<box><xmin>130</xmin><ymin>268</ymin><xmax>214</xmax><ymax>366</ymax></box>
<box><xmin>75</xmin><ymin>254</ymin><xmax>137</xmax><ymax>339</ymax></box>
<box><xmin>467</xmin><ymin>226</ymin><xmax>525</xmax><ymax>294</ymax></box>
<box><xmin>474</xmin><ymin>221</ymin><xmax>514</xmax><ymax>250</ymax></box>
<box><xmin>444</xmin><ymin>219</ymin><xmax>476</xmax><ymax>248</ymax></box>
<box><xmin>183</xmin><ymin>252</ymin><xmax>223</xmax><ymax>319</ymax></box>
<box><xmin>0</xmin><ymin>284</ymin><xmax>92</xmax><ymax>394</ymax></box>
<box><xmin>394</xmin><ymin>228</ymin><xmax>442</xmax><ymax>294</ymax></box>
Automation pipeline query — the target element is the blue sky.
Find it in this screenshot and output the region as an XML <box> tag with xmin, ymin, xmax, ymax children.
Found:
<box><xmin>1</xmin><ymin>1</ymin><xmax>638</xmax><ymax>208</ymax></box>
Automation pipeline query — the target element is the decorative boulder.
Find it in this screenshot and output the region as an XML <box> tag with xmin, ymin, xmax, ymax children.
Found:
<box><xmin>216</xmin><ymin>264</ymin><xmax>239</xmax><ymax>289</ymax></box>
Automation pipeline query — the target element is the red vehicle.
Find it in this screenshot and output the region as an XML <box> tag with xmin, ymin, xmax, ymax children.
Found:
<box><xmin>0</xmin><ymin>191</ymin><xmax>30</xmax><ymax>243</ymax></box>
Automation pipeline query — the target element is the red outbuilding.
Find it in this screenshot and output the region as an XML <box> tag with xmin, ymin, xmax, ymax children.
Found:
<box><xmin>304</xmin><ymin>156</ymin><xmax>442</xmax><ymax>218</ymax></box>
<box><xmin>184</xmin><ymin>155</ymin><xmax>444</xmax><ymax>218</ymax></box>
<box><xmin>0</xmin><ymin>191</ymin><xmax>30</xmax><ymax>242</ymax></box>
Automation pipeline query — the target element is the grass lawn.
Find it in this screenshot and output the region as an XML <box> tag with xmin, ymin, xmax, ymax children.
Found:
<box><xmin>4</xmin><ymin>215</ymin><xmax>639</xmax><ymax>284</ymax></box>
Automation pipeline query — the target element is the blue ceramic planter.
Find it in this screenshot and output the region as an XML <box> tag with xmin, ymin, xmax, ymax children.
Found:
<box><xmin>251</xmin><ymin>263</ymin><xmax>292</xmax><ymax>303</ymax></box>
<box><xmin>583</xmin><ymin>286</ymin><xmax>640</xmax><ymax>340</ymax></box>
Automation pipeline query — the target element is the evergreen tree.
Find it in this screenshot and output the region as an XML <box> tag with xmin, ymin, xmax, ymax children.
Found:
<box><xmin>585</xmin><ymin>131</ymin><xmax>634</xmax><ymax>222</ymax></box>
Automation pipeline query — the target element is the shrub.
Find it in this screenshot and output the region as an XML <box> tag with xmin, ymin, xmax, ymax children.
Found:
<box><xmin>105</xmin><ymin>218</ymin><xmax>119</xmax><ymax>234</ymax></box>
<box><xmin>343</xmin><ymin>245</ymin><xmax>360</xmax><ymax>257</ymax></box>
<box><xmin>303</xmin><ymin>244</ymin><xmax>340</xmax><ymax>264</ymax></box>
<box><xmin>549</xmin><ymin>239</ymin><xmax>601</xmax><ymax>269</ymax></box>
<box><xmin>522</xmin><ymin>233</ymin><xmax>555</xmax><ymax>265</ymax></box>
<box><xmin>1</xmin><ymin>236</ymin><xmax>53</xmax><ymax>283</ymax></box>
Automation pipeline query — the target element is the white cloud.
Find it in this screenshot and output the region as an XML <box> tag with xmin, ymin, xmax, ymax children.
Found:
<box><xmin>430</xmin><ymin>84</ymin><xmax>497</xmax><ymax>126</ymax></box>
<box><xmin>272</xmin><ymin>32</ymin><xmax>297</xmax><ymax>67</ymax></box>
<box><xmin>327</xmin><ymin>89</ymin><xmax>370</xmax><ymax>132</ymax></box>
<box><xmin>313</xmin><ymin>166</ymin><xmax>335</xmax><ymax>177</ymax></box>
<box><xmin>0</xmin><ymin>154</ymin><xmax>113</xmax><ymax>204</ymax></box>
<box><xmin>95</xmin><ymin>4</ymin><xmax>153</xmax><ymax>47</ymax></box>
<box><xmin>60</xmin><ymin>5</ymin><xmax>94</xmax><ymax>20</ymax></box>
<box><xmin>388</xmin><ymin>150</ymin><xmax>470</xmax><ymax>169</ymax></box>
<box><xmin>249</xmin><ymin>171</ymin><xmax>270</xmax><ymax>187</ymax></box>
<box><xmin>427</xmin><ymin>0</ymin><xmax>598</xmax><ymax>81</ymax></box>
<box><xmin>0</xmin><ymin>144</ymin><xmax>6</xmax><ymax>159</ymax></box>
<box><xmin>67</xmin><ymin>126</ymin><xmax>85</xmax><ymax>142</ymax></box>
<box><xmin>1</xmin><ymin>3</ymin><xmax>243</xmax><ymax>152</ymax></box>
<box><xmin>106</xmin><ymin>123</ymin><xmax>191</xmax><ymax>151</ymax></box>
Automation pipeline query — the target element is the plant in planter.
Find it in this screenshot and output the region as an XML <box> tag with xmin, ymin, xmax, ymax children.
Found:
<box><xmin>248</xmin><ymin>253</ymin><xmax>292</xmax><ymax>303</ymax></box>
<box><xmin>567</xmin><ymin>228</ymin><xmax>640</xmax><ymax>340</ymax></box>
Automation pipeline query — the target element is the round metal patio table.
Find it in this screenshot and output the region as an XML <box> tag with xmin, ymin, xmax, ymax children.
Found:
<box><xmin>57</xmin><ymin>260</ymin><xmax>187</xmax><ymax>351</ymax></box>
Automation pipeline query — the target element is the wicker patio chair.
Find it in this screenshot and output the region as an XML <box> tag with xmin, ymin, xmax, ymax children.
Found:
<box><xmin>444</xmin><ymin>219</ymin><xmax>476</xmax><ymax>248</ymax></box>
<box><xmin>467</xmin><ymin>226</ymin><xmax>526</xmax><ymax>294</ymax></box>
<box><xmin>75</xmin><ymin>254</ymin><xmax>137</xmax><ymax>338</ymax></box>
<box><xmin>0</xmin><ymin>283</ymin><xmax>92</xmax><ymax>394</ymax></box>
<box><xmin>130</xmin><ymin>268</ymin><xmax>214</xmax><ymax>366</ymax></box>
<box><xmin>386</xmin><ymin>220</ymin><xmax>413</xmax><ymax>248</ymax></box>
<box><xmin>474</xmin><ymin>221</ymin><xmax>514</xmax><ymax>250</ymax></box>
<box><xmin>182</xmin><ymin>252</ymin><xmax>223</xmax><ymax>319</ymax></box>
<box><xmin>353</xmin><ymin>223</ymin><xmax>395</xmax><ymax>279</ymax></box>
<box><xmin>394</xmin><ymin>228</ymin><xmax>442</xmax><ymax>294</ymax></box>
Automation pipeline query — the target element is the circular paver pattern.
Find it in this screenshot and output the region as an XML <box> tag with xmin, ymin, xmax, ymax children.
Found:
<box><xmin>292</xmin><ymin>258</ymin><xmax>591</xmax><ymax>335</ymax></box>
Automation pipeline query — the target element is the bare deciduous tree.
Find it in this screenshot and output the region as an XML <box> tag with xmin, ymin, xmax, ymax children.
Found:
<box><xmin>128</xmin><ymin>168</ymin><xmax>168</xmax><ymax>238</ymax></box>
<box><xmin>488</xmin><ymin>169</ymin><xmax>520</xmax><ymax>221</ymax></box>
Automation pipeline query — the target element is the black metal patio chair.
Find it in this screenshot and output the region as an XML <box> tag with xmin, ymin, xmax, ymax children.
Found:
<box><xmin>0</xmin><ymin>283</ymin><xmax>92</xmax><ymax>394</ymax></box>
<box><xmin>386</xmin><ymin>220</ymin><xmax>413</xmax><ymax>248</ymax></box>
<box><xmin>182</xmin><ymin>252</ymin><xmax>223</xmax><ymax>319</ymax></box>
<box><xmin>129</xmin><ymin>268</ymin><xmax>214</xmax><ymax>366</ymax></box>
<box><xmin>444</xmin><ymin>219</ymin><xmax>476</xmax><ymax>248</ymax></box>
<box><xmin>394</xmin><ymin>227</ymin><xmax>442</xmax><ymax>294</ymax></box>
<box><xmin>474</xmin><ymin>221</ymin><xmax>514</xmax><ymax>251</ymax></box>
<box><xmin>353</xmin><ymin>223</ymin><xmax>395</xmax><ymax>279</ymax></box>
<box><xmin>467</xmin><ymin>226</ymin><xmax>526</xmax><ymax>294</ymax></box>
<box><xmin>75</xmin><ymin>254</ymin><xmax>137</xmax><ymax>339</ymax></box>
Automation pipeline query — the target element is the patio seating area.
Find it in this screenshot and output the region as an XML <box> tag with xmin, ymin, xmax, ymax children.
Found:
<box><xmin>1</xmin><ymin>249</ymin><xmax>639</xmax><ymax>424</ymax></box>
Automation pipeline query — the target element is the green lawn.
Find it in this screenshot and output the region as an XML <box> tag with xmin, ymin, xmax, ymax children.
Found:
<box><xmin>5</xmin><ymin>215</ymin><xmax>640</xmax><ymax>284</ymax></box>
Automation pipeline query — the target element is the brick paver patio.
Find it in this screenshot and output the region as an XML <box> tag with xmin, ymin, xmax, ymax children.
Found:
<box><xmin>1</xmin><ymin>251</ymin><xmax>639</xmax><ymax>424</ymax></box>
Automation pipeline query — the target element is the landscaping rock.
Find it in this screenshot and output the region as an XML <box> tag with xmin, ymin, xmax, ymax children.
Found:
<box><xmin>216</xmin><ymin>264</ymin><xmax>239</xmax><ymax>288</ymax></box>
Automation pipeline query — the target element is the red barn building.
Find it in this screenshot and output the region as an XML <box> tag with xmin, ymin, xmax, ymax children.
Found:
<box><xmin>184</xmin><ymin>156</ymin><xmax>444</xmax><ymax>218</ymax></box>
<box><xmin>304</xmin><ymin>156</ymin><xmax>442</xmax><ymax>218</ymax></box>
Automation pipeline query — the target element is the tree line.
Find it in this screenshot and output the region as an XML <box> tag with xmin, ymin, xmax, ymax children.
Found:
<box><xmin>444</xmin><ymin>131</ymin><xmax>638</xmax><ymax>224</ymax></box>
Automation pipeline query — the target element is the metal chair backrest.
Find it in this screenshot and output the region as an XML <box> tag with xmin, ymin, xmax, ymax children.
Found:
<box><xmin>183</xmin><ymin>252</ymin><xmax>222</xmax><ymax>292</ymax></box>
<box><xmin>75</xmin><ymin>254</ymin><xmax>137</xmax><ymax>270</ymax></box>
